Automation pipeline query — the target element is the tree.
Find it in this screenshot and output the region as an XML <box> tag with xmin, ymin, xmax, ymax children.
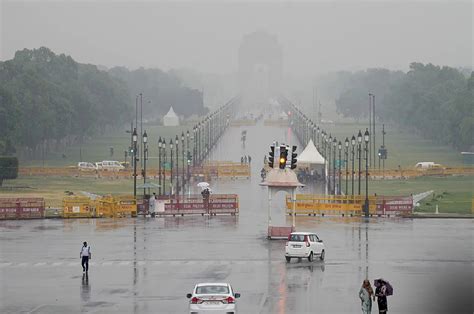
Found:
<box><xmin>0</xmin><ymin>156</ymin><xmax>18</xmax><ymax>186</ymax></box>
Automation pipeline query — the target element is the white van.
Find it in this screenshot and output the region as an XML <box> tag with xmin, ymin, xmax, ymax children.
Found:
<box><xmin>100</xmin><ymin>160</ymin><xmax>125</xmax><ymax>171</ymax></box>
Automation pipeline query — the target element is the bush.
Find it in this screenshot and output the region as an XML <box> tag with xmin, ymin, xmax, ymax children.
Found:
<box><xmin>0</xmin><ymin>156</ymin><xmax>18</xmax><ymax>186</ymax></box>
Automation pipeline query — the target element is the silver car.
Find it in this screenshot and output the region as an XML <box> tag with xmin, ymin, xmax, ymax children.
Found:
<box><xmin>186</xmin><ymin>282</ymin><xmax>241</xmax><ymax>314</ymax></box>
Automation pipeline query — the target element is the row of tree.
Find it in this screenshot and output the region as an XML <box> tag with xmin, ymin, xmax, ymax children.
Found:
<box><xmin>331</xmin><ymin>63</ymin><xmax>473</xmax><ymax>150</ymax></box>
<box><xmin>0</xmin><ymin>47</ymin><xmax>207</xmax><ymax>157</ymax></box>
<box><xmin>109</xmin><ymin>66</ymin><xmax>207</xmax><ymax>119</ymax></box>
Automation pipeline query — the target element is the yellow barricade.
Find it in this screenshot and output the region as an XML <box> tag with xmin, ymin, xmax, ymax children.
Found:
<box><xmin>114</xmin><ymin>195</ymin><xmax>137</xmax><ymax>217</ymax></box>
<box><xmin>94</xmin><ymin>195</ymin><xmax>137</xmax><ymax>218</ymax></box>
<box><xmin>63</xmin><ymin>196</ymin><xmax>94</xmax><ymax>218</ymax></box>
<box><xmin>286</xmin><ymin>195</ymin><xmax>377</xmax><ymax>216</ymax></box>
<box><xmin>94</xmin><ymin>196</ymin><xmax>115</xmax><ymax>218</ymax></box>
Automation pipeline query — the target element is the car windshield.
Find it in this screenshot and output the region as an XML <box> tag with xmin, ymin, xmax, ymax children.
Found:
<box><xmin>289</xmin><ymin>234</ymin><xmax>306</xmax><ymax>242</ymax></box>
<box><xmin>196</xmin><ymin>285</ymin><xmax>229</xmax><ymax>295</ymax></box>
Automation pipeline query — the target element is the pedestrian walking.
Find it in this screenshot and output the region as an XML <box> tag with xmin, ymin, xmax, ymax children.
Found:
<box><xmin>244</xmin><ymin>156</ymin><xmax>248</xmax><ymax>164</ymax></box>
<box><xmin>241</xmin><ymin>156</ymin><xmax>244</xmax><ymax>164</ymax></box>
<box><xmin>248</xmin><ymin>155</ymin><xmax>252</xmax><ymax>164</ymax></box>
<box><xmin>149</xmin><ymin>193</ymin><xmax>156</xmax><ymax>217</ymax></box>
<box><xmin>80</xmin><ymin>241</ymin><xmax>91</xmax><ymax>273</ymax></box>
<box><xmin>375</xmin><ymin>279</ymin><xmax>388</xmax><ymax>313</ymax></box>
<box><xmin>359</xmin><ymin>279</ymin><xmax>374</xmax><ymax>314</ymax></box>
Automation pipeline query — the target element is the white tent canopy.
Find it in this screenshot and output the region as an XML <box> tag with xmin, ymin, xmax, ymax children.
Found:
<box><xmin>163</xmin><ymin>106</ymin><xmax>179</xmax><ymax>126</ymax></box>
<box><xmin>297</xmin><ymin>139</ymin><xmax>325</xmax><ymax>164</ymax></box>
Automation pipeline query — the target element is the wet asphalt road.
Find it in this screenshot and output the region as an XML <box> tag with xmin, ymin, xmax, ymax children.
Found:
<box><xmin>0</xmin><ymin>122</ymin><xmax>472</xmax><ymax>313</ymax></box>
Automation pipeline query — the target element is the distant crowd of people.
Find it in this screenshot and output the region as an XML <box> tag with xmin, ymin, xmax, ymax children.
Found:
<box><xmin>240</xmin><ymin>155</ymin><xmax>252</xmax><ymax>164</ymax></box>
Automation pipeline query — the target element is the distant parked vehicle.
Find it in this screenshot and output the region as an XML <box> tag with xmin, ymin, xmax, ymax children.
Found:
<box><xmin>414</xmin><ymin>162</ymin><xmax>443</xmax><ymax>170</ymax></box>
<box><xmin>77</xmin><ymin>162</ymin><xmax>97</xmax><ymax>171</ymax></box>
<box><xmin>99</xmin><ymin>160</ymin><xmax>125</xmax><ymax>171</ymax></box>
<box><xmin>285</xmin><ymin>232</ymin><xmax>325</xmax><ymax>262</ymax></box>
<box><xmin>186</xmin><ymin>282</ymin><xmax>241</xmax><ymax>314</ymax></box>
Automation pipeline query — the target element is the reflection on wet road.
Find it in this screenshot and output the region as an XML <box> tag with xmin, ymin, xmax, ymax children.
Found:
<box><xmin>0</xmin><ymin>123</ymin><xmax>472</xmax><ymax>313</ymax></box>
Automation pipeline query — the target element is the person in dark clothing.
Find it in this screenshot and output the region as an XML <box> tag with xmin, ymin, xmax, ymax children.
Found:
<box><xmin>375</xmin><ymin>280</ymin><xmax>388</xmax><ymax>313</ymax></box>
<box><xmin>248</xmin><ymin>155</ymin><xmax>252</xmax><ymax>164</ymax></box>
<box><xmin>80</xmin><ymin>241</ymin><xmax>91</xmax><ymax>273</ymax></box>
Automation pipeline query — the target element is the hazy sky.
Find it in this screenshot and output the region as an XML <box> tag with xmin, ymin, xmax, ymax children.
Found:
<box><xmin>1</xmin><ymin>0</ymin><xmax>472</xmax><ymax>76</ymax></box>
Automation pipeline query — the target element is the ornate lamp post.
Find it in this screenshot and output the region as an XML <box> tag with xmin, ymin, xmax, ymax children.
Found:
<box><xmin>332</xmin><ymin>137</ymin><xmax>337</xmax><ymax>195</ymax></box>
<box><xmin>357</xmin><ymin>130</ymin><xmax>362</xmax><ymax>195</ymax></box>
<box><xmin>364</xmin><ymin>128</ymin><xmax>370</xmax><ymax>217</ymax></box>
<box><xmin>351</xmin><ymin>135</ymin><xmax>356</xmax><ymax>196</ymax></box>
<box><xmin>158</xmin><ymin>137</ymin><xmax>162</xmax><ymax>195</ymax></box>
<box><xmin>338</xmin><ymin>141</ymin><xmax>342</xmax><ymax>195</ymax></box>
<box><xmin>186</xmin><ymin>130</ymin><xmax>190</xmax><ymax>181</ymax></box>
<box><xmin>142</xmin><ymin>131</ymin><xmax>148</xmax><ymax>197</ymax></box>
<box><xmin>316</xmin><ymin>126</ymin><xmax>320</xmax><ymax>150</ymax></box>
<box><xmin>132</xmin><ymin>128</ymin><xmax>138</xmax><ymax>198</ymax></box>
<box><xmin>175</xmin><ymin>135</ymin><xmax>179</xmax><ymax>197</ymax></box>
<box><xmin>344</xmin><ymin>137</ymin><xmax>349</xmax><ymax>195</ymax></box>
<box><xmin>181</xmin><ymin>132</ymin><xmax>185</xmax><ymax>194</ymax></box>
<box><xmin>193</xmin><ymin>126</ymin><xmax>197</xmax><ymax>167</ymax></box>
<box><xmin>162</xmin><ymin>139</ymin><xmax>167</xmax><ymax>195</ymax></box>
<box><xmin>328</xmin><ymin>134</ymin><xmax>332</xmax><ymax>193</ymax></box>
<box><xmin>197</xmin><ymin>123</ymin><xmax>201</xmax><ymax>165</ymax></box>
<box><xmin>170</xmin><ymin>139</ymin><xmax>174</xmax><ymax>195</ymax></box>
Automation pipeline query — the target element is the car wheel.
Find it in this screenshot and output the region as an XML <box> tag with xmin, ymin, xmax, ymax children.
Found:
<box><xmin>308</xmin><ymin>252</ymin><xmax>313</xmax><ymax>262</ymax></box>
<box><xmin>285</xmin><ymin>256</ymin><xmax>291</xmax><ymax>263</ymax></box>
<box><xmin>320</xmin><ymin>250</ymin><xmax>325</xmax><ymax>261</ymax></box>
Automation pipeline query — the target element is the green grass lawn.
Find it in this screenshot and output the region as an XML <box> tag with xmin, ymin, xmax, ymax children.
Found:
<box><xmin>22</xmin><ymin>123</ymin><xmax>196</xmax><ymax>168</ymax></box>
<box><xmin>322</xmin><ymin>122</ymin><xmax>464</xmax><ymax>168</ymax></box>
<box><xmin>362</xmin><ymin>176</ymin><xmax>472</xmax><ymax>214</ymax></box>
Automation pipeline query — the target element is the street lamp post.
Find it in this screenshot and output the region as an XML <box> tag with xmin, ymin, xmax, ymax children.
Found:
<box><xmin>163</xmin><ymin>140</ymin><xmax>167</xmax><ymax>195</ymax></box>
<box><xmin>364</xmin><ymin>128</ymin><xmax>370</xmax><ymax>217</ymax></box>
<box><xmin>351</xmin><ymin>135</ymin><xmax>356</xmax><ymax>196</ymax></box>
<box><xmin>338</xmin><ymin>141</ymin><xmax>342</xmax><ymax>195</ymax></box>
<box><xmin>142</xmin><ymin>131</ymin><xmax>148</xmax><ymax>197</ymax></box>
<box><xmin>316</xmin><ymin>126</ymin><xmax>320</xmax><ymax>150</ymax></box>
<box><xmin>181</xmin><ymin>132</ymin><xmax>185</xmax><ymax>195</ymax></box>
<box><xmin>158</xmin><ymin>137</ymin><xmax>162</xmax><ymax>196</ymax></box>
<box><xmin>198</xmin><ymin>123</ymin><xmax>201</xmax><ymax>165</ymax></box>
<box><xmin>357</xmin><ymin>130</ymin><xmax>362</xmax><ymax>195</ymax></box>
<box><xmin>186</xmin><ymin>130</ymin><xmax>190</xmax><ymax>182</ymax></box>
<box><xmin>344</xmin><ymin>137</ymin><xmax>349</xmax><ymax>195</ymax></box>
<box><xmin>170</xmin><ymin>139</ymin><xmax>174</xmax><ymax>195</ymax></box>
<box><xmin>332</xmin><ymin>137</ymin><xmax>337</xmax><ymax>195</ymax></box>
<box><xmin>193</xmin><ymin>126</ymin><xmax>197</xmax><ymax>167</ymax></box>
<box><xmin>175</xmin><ymin>135</ymin><xmax>179</xmax><ymax>197</ymax></box>
<box><xmin>132</xmin><ymin>128</ymin><xmax>138</xmax><ymax>198</ymax></box>
<box><xmin>328</xmin><ymin>134</ymin><xmax>332</xmax><ymax>193</ymax></box>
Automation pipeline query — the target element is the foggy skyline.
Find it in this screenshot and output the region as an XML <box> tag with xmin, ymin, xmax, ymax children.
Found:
<box><xmin>1</xmin><ymin>0</ymin><xmax>472</xmax><ymax>76</ymax></box>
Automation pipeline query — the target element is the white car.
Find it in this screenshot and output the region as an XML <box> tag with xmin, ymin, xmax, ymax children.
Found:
<box><xmin>77</xmin><ymin>162</ymin><xmax>97</xmax><ymax>171</ymax></box>
<box><xmin>186</xmin><ymin>282</ymin><xmax>241</xmax><ymax>314</ymax></box>
<box><xmin>98</xmin><ymin>160</ymin><xmax>124</xmax><ymax>171</ymax></box>
<box><xmin>285</xmin><ymin>232</ymin><xmax>325</xmax><ymax>262</ymax></box>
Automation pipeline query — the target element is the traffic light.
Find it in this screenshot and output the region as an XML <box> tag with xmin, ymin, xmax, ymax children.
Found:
<box><xmin>290</xmin><ymin>145</ymin><xmax>297</xmax><ymax>169</ymax></box>
<box><xmin>268</xmin><ymin>145</ymin><xmax>275</xmax><ymax>168</ymax></box>
<box><xmin>279</xmin><ymin>145</ymin><xmax>287</xmax><ymax>169</ymax></box>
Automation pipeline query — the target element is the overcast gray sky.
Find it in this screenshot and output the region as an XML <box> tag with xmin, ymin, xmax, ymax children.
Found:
<box><xmin>1</xmin><ymin>0</ymin><xmax>472</xmax><ymax>76</ymax></box>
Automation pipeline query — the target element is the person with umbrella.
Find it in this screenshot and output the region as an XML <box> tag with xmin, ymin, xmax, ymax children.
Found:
<box><xmin>375</xmin><ymin>279</ymin><xmax>389</xmax><ymax>313</ymax></box>
<box><xmin>359</xmin><ymin>279</ymin><xmax>374</xmax><ymax>314</ymax></box>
